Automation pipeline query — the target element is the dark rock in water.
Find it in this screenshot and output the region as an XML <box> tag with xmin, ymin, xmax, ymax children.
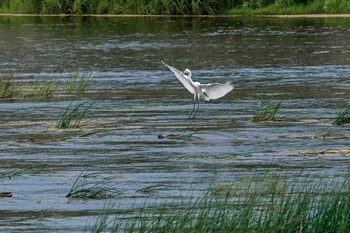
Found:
<box><xmin>0</xmin><ymin>192</ymin><xmax>12</xmax><ymax>197</ymax></box>
<box><xmin>158</xmin><ymin>134</ymin><xmax>180</xmax><ymax>139</ymax></box>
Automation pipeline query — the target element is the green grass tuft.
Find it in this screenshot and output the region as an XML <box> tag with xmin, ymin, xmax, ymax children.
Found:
<box><xmin>0</xmin><ymin>163</ymin><xmax>49</xmax><ymax>179</ymax></box>
<box><xmin>250</xmin><ymin>100</ymin><xmax>282</xmax><ymax>122</ymax></box>
<box><xmin>56</xmin><ymin>99</ymin><xmax>97</xmax><ymax>129</ymax></box>
<box><xmin>0</xmin><ymin>72</ymin><xmax>92</xmax><ymax>99</ymax></box>
<box><xmin>32</xmin><ymin>78</ymin><xmax>56</xmax><ymax>97</ymax></box>
<box><xmin>66</xmin><ymin>169</ymin><xmax>117</xmax><ymax>199</ymax></box>
<box><xmin>0</xmin><ymin>75</ymin><xmax>57</xmax><ymax>98</ymax></box>
<box><xmin>0</xmin><ymin>75</ymin><xmax>19</xmax><ymax>98</ymax></box>
<box><xmin>333</xmin><ymin>107</ymin><xmax>350</xmax><ymax>125</ymax></box>
<box><xmin>65</xmin><ymin>72</ymin><xmax>92</xmax><ymax>95</ymax></box>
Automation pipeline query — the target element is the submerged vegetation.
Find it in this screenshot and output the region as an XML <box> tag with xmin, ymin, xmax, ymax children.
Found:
<box><xmin>89</xmin><ymin>173</ymin><xmax>350</xmax><ymax>232</ymax></box>
<box><xmin>250</xmin><ymin>100</ymin><xmax>282</xmax><ymax>122</ymax></box>
<box><xmin>1</xmin><ymin>0</ymin><xmax>350</xmax><ymax>15</ymax></box>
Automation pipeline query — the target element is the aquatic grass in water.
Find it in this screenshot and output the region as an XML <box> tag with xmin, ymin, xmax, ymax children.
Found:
<box><xmin>56</xmin><ymin>99</ymin><xmax>97</xmax><ymax>129</ymax></box>
<box><xmin>65</xmin><ymin>72</ymin><xmax>92</xmax><ymax>95</ymax></box>
<box><xmin>250</xmin><ymin>100</ymin><xmax>282</xmax><ymax>122</ymax></box>
<box><xmin>0</xmin><ymin>163</ymin><xmax>49</xmax><ymax>179</ymax></box>
<box><xmin>0</xmin><ymin>72</ymin><xmax>91</xmax><ymax>98</ymax></box>
<box><xmin>0</xmin><ymin>75</ymin><xmax>19</xmax><ymax>98</ymax></box>
<box><xmin>31</xmin><ymin>78</ymin><xmax>56</xmax><ymax>97</ymax></box>
<box><xmin>314</xmin><ymin>106</ymin><xmax>350</xmax><ymax>137</ymax></box>
<box><xmin>211</xmin><ymin>173</ymin><xmax>288</xmax><ymax>197</ymax></box>
<box><xmin>89</xmin><ymin>173</ymin><xmax>350</xmax><ymax>232</ymax></box>
<box><xmin>0</xmin><ymin>75</ymin><xmax>56</xmax><ymax>98</ymax></box>
<box><xmin>332</xmin><ymin>107</ymin><xmax>350</xmax><ymax>125</ymax></box>
<box><xmin>313</xmin><ymin>124</ymin><xmax>333</xmax><ymax>138</ymax></box>
<box><xmin>90</xmin><ymin>202</ymin><xmax>120</xmax><ymax>233</ymax></box>
<box><xmin>66</xmin><ymin>169</ymin><xmax>117</xmax><ymax>199</ymax></box>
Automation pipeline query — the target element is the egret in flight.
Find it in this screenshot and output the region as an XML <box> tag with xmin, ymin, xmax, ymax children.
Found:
<box><xmin>162</xmin><ymin>61</ymin><xmax>234</xmax><ymax>119</ymax></box>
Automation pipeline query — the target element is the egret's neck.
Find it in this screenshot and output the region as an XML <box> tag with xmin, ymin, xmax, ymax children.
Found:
<box><xmin>187</xmin><ymin>71</ymin><xmax>192</xmax><ymax>80</ymax></box>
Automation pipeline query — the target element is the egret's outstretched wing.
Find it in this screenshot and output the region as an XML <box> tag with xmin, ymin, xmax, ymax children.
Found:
<box><xmin>161</xmin><ymin>61</ymin><xmax>195</xmax><ymax>94</ymax></box>
<box><xmin>201</xmin><ymin>82</ymin><xmax>233</xmax><ymax>100</ymax></box>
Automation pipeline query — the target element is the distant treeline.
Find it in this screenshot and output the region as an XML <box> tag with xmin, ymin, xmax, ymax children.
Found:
<box><xmin>0</xmin><ymin>0</ymin><xmax>349</xmax><ymax>15</ymax></box>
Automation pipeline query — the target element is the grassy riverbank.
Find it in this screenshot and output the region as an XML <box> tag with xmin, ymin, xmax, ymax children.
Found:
<box><xmin>227</xmin><ymin>0</ymin><xmax>350</xmax><ymax>15</ymax></box>
<box><xmin>0</xmin><ymin>0</ymin><xmax>350</xmax><ymax>15</ymax></box>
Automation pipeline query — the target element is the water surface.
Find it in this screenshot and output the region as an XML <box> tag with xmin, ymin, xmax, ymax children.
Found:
<box><xmin>0</xmin><ymin>16</ymin><xmax>350</xmax><ymax>232</ymax></box>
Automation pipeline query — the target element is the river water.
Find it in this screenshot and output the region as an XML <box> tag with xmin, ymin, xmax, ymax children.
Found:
<box><xmin>0</xmin><ymin>15</ymin><xmax>350</xmax><ymax>232</ymax></box>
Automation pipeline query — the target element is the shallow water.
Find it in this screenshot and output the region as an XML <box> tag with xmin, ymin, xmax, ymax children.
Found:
<box><xmin>0</xmin><ymin>15</ymin><xmax>350</xmax><ymax>232</ymax></box>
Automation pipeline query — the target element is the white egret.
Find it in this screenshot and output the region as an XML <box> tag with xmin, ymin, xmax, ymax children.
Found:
<box><xmin>161</xmin><ymin>61</ymin><xmax>234</xmax><ymax>119</ymax></box>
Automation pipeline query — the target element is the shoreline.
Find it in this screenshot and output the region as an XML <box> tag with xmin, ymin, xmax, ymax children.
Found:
<box><xmin>1</xmin><ymin>13</ymin><xmax>350</xmax><ymax>18</ymax></box>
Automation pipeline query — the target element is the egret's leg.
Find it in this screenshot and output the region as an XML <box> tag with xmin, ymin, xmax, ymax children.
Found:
<box><xmin>188</xmin><ymin>100</ymin><xmax>196</xmax><ymax>119</ymax></box>
<box><xmin>191</xmin><ymin>93</ymin><xmax>200</xmax><ymax>119</ymax></box>
<box><xmin>191</xmin><ymin>100</ymin><xmax>200</xmax><ymax>119</ymax></box>
<box><xmin>188</xmin><ymin>94</ymin><xmax>197</xmax><ymax>119</ymax></box>
<box><xmin>182</xmin><ymin>101</ymin><xmax>197</xmax><ymax>137</ymax></box>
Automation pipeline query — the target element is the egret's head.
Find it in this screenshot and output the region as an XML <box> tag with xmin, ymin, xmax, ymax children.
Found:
<box><xmin>183</xmin><ymin>69</ymin><xmax>192</xmax><ymax>78</ymax></box>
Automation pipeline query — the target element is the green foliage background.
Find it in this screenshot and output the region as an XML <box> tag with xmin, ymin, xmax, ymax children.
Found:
<box><xmin>0</xmin><ymin>0</ymin><xmax>349</xmax><ymax>15</ymax></box>
<box><xmin>0</xmin><ymin>0</ymin><xmax>234</xmax><ymax>14</ymax></box>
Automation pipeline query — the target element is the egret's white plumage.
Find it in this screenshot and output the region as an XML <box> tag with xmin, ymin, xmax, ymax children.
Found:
<box><xmin>161</xmin><ymin>61</ymin><xmax>196</xmax><ymax>94</ymax></box>
<box><xmin>161</xmin><ymin>61</ymin><xmax>234</xmax><ymax>119</ymax></box>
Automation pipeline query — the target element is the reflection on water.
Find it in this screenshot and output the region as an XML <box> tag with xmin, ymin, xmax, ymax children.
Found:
<box><xmin>0</xmin><ymin>16</ymin><xmax>350</xmax><ymax>232</ymax></box>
